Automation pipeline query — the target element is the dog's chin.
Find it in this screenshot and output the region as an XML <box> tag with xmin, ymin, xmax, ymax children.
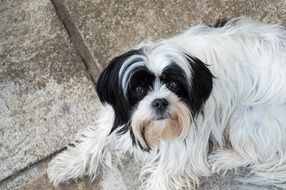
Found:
<box><xmin>147</xmin><ymin>117</ymin><xmax>182</xmax><ymax>140</ymax></box>
<box><xmin>132</xmin><ymin>113</ymin><xmax>190</xmax><ymax>151</ymax></box>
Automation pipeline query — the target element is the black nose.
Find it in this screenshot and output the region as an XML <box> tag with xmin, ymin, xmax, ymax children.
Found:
<box><xmin>152</xmin><ymin>98</ymin><xmax>169</xmax><ymax>112</ymax></box>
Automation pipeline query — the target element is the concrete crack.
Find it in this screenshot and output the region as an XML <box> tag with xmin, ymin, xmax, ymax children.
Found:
<box><xmin>50</xmin><ymin>0</ymin><xmax>102</xmax><ymax>85</ymax></box>
<box><xmin>0</xmin><ymin>147</ymin><xmax>66</xmax><ymax>184</ymax></box>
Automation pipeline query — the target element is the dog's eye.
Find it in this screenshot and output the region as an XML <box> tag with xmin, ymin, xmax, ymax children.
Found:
<box><xmin>134</xmin><ymin>86</ymin><xmax>145</xmax><ymax>93</ymax></box>
<box><xmin>167</xmin><ymin>81</ymin><xmax>179</xmax><ymax>91</ymax></box>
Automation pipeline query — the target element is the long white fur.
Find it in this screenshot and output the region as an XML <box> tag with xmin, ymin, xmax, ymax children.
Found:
<box><xmin>48</xmin><ymin>17</ymin><xmax>286</xmax><ymax>189</ymax></box>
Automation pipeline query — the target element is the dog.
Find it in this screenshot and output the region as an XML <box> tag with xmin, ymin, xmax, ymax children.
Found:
<box><xmin>47</xmin><ymin>17</ymin><xmax>286</xmax><ymax>189</ymax></box>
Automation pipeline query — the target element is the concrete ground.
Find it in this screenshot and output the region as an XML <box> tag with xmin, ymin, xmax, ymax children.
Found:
<box><xmin>0</xmin><ymin>0</ymin><xmax>285</xmax><ymax>189</ymax></box>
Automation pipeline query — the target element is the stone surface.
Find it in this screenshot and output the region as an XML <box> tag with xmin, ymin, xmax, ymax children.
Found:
<box><xmin>0</xmin><ymin>0</ymin><xmax>101</xmax><ymax>182</ymax></box>
<box><xmin>0</xmin><ymin>158</ymin><xmax>50</xmax><ymax>190</ymax></box>
<box><xmin>0</xmin><ymin>157</ymin><xmax>102</xmax><ymax>190</ymax></box>
<box><xmin>22</xmin><ymin>175</ymin><xmax>102</xmax><ymax>190</ymax></box>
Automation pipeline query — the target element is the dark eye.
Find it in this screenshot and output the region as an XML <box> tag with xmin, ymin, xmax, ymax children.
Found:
<box><xmin>167</xmin><ymin>81</ymin><xmax>179</xmax><ymax>91</ymax></box>
<box><xmin>134</xmin><ymin>86</ymin><xmax>145</xmax><ymax>93</ymax></box>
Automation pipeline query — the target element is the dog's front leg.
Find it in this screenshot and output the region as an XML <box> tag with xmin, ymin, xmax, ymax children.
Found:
<box><xmin>139</xmin><ymin>142</ymin><xmax>206</xmax><ymax>190</ymax></box>
<box><xmin>140</xmin><ymin>161</ymin><xmax>201</xmax><ymax>190</ymax></box>
<box><xmin>47</xmin><ymin>105</ymin><xmax>120</xmax><ymax>186</ymax></box>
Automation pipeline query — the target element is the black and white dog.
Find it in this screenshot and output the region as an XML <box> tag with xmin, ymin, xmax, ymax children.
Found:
<box><xmin>48</xmin><ymin>17</ymin><xmax>286</xmax><ymax>189</ymax></box>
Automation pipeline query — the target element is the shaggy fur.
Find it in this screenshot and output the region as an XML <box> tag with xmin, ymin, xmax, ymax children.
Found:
<box><xmin>48</xmin><ymin>17</ymin><xmax>286</xmax><ymax>189</ymax></box>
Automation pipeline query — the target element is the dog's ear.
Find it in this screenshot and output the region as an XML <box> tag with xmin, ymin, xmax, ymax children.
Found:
<box><xmin>186</xmin><ymin>56</ymin><xmax>214</xmax><ymax>115</ymax></box>
<box><xmin>96</xmin><ymin>55</ymin><xmax>122</xmax><ymax>105</ymax></box>
<box><xmin>96</xmin><ymin>49</ymin><xmax>142</xmax><ymax>104</ymax></box>
<box><xmin>96</xmin><ymin>49</ymin><xmax>143</xmax><ymax>133</ymax></box>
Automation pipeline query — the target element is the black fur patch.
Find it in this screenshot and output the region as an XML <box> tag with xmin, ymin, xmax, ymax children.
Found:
<box><xmin>186</xmin><ymin>56</ymin><xmax>214</xmax><ymax>115</ymax></box>
<box><xmin>160</xmin><ymin>64</ymin><xmax>192</xmax><ymax>108</ymax></box>
<box><xmin>96</xmin><ymin>49</ymin><xmax>144</xmax><ymax>140</ymax></box>
<box><xmin>161</xmin><ymin>57</ymin><xmax>213</xmax><ymax>116</ymax></box>
<box><xmin>212</xmin><ymin>18</ymin><xmax>229</xmax><ymax>28</ymax></box>
<box><xmin>128</xmin><ymin>66</ymin><xmax>155</xmax><ymax>106</ymax></box>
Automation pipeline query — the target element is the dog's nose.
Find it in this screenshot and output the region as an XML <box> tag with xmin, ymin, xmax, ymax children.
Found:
<box><xmin>152</xmin><ymin>98</ymin><xmax>169</xmax><ymax>112</ymax></box>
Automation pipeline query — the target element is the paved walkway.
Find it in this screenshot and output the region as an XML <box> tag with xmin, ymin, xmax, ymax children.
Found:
<box><xmin>0</xmin><ymin>0</ymin><xmax>285</xmax><ymax>189</ymax></box>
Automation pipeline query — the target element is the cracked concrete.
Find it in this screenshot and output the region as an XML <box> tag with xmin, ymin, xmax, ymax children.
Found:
<box><xmin>0</xmin><ymin>0</ymin><xmax>101</xmax><ymax>187</ymax></box>
<box><xmin>0</xmin><ymin>0</ymin><xmax>285</xmax><ymax>189</ymax></box>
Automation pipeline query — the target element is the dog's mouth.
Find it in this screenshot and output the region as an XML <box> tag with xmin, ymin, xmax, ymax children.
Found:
<box><xmin>153</xmin><ymin>112</ymin><xmax>171</xmax><ymax>121</ymax></box>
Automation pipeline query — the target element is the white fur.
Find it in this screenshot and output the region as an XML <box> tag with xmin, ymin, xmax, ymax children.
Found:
<box><xmin>48</xmin><ymin>17</ymin><xmax>286</xmax><ymax>189</ymax></box>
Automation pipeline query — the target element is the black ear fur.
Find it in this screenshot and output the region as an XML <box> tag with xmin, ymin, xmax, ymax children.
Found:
<box><xmin>212</xmin><ymin>18</ymin><xmax>229</xmax><ymax>28</ymax></box>
<box><xmin>96</xmin><ymin>56</ymin><xmax>123</xmax><ymax>105</ymax></box>
<box><xmin>96</xmin><ymin>49</ymin><xmax>143</xmax><ymax>134</ymax></box>
<box><xmin>186</xmin><ymin>56</ymin><xmax>214</xmax><ymax>115</ymax></box>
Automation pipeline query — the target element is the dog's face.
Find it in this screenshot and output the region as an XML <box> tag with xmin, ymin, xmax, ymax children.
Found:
<box><xmin>96</xmin><ymin>43</ymin><xmax>213</xmax><ymax>151</ymax></box>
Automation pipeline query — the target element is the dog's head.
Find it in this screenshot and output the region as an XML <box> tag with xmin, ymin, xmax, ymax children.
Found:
<box><xmin>96</xmin><ymin>43</ymin><xmax>213</xmax><ymax>151</ymax></box>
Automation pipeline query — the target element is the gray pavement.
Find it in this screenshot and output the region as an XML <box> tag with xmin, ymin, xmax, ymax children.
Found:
<box><xmin>0</xmin><ymin>0</ymin><xmax>285</xmax><ymax>189</ymax></box>
<box><xmin>0</xmin><ymin>0</ymin><xmax>101</xmax><ymax>189</ymax></box>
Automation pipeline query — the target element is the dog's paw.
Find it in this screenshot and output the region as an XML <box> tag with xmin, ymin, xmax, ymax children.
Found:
<box><xmin>47</xmin><ymin>150</ymin><xmax>86</xmax><ymax>186</ymax></box>
<box><xmin>208</xmin><ymin>149</ymin><xmax>248</xmax><ymax>175</ymax></box>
